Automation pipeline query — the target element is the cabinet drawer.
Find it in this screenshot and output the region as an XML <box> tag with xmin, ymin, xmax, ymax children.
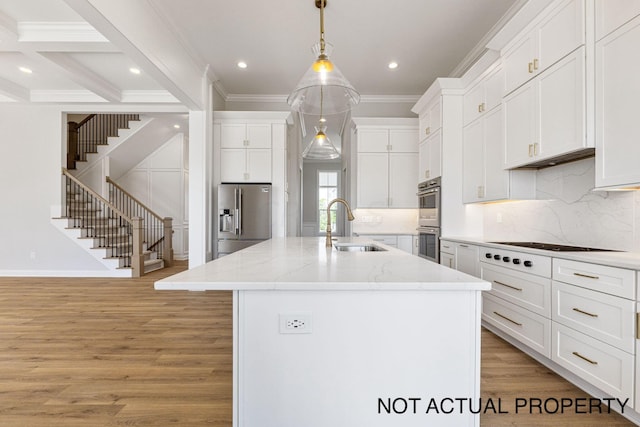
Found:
<box><xmin>483</xmin><ymin>293</ymin><xmax>551</xmax><ymax>358</ymax></box>
<box><xmin>481</xmin><ymin>263</ymin><xmax>551</xmax><ymax>318</ymax></box>
<box><xmin>440</xmin><ymin>241</ymin><xmax>455</xmax><ymax>255</ymax></box>
<box><xmin>553</xmin><ymin>258</ymin><xmax>635</xmax><ymax>299</ymax></box>
<box><xmin>552</xmin><ymin>322</ymin><xmax>634</xmax><ymax>402</ymax></box>
<box><xmin>552</xmin><ymin>281</ymin><xmax>635</xmax><ymax>353</ymax></box>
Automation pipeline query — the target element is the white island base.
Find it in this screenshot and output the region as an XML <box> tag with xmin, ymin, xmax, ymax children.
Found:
<box><xmin>155</xmin><ymin>237</ymin><xmax>490</xmax><ymax>427</ymax></box>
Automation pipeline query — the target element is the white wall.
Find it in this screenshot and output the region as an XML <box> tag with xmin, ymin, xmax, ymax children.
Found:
<box><xmin>116</xmin><ymin>133</ymin><xmax>189</xmax><ymax>260</ymax></box>
<box><xmin>0</xmin><ymin>104</ymin><xmax>109</xmax><ymax>275</ymax></box>
<box><xmin>483</xmin><ymin>158</ymin><xmax>640</xmax><ymax>251</ymax></box>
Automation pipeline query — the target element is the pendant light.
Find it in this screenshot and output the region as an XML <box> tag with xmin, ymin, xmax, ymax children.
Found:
<box><xmin>287</xmin><ymin>0</ymin><xmax>360</xmax><ymax>116</ymax></box>
<box><xmin>302</xmin><ymin>85</ymin><xmax>340</xmax><ymax>159</ymax></box>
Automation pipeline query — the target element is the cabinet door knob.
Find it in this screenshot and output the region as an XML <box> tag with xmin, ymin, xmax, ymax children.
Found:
<box><xmin>533</xmin><ymin>58</ymin><xmax>539</xmax><ymax>71</ymax></box>
<box><xmin>425</xmin><ymin>127</ymin><xmax>430</xmax><ymax>136</ymax></box>
<box><xmin>478</xmin><ymin>104</ymin><xmax>482</xmax><ymax>113</ymax></box>
<box><xmin>528</xmin><ymin>62</ymin><xmax>534</xmax><ymax>73</ymax></box>
<box><xmin>533</xmin><ymin>142</ymin><xmax>539</xmax><ymax>156</ymax></box>
<box><xmin>528</xmin><ymin>144</ymin><xmax>533</xmax><ymax>157</ymax></box>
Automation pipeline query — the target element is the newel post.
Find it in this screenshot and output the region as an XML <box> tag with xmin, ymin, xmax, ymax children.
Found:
<box><xmin>131</xmin><ymin>217</ymin><xmax>144</xmax><ymax>277</ymax></box>
<box><xmin>163</xmin><ymin>217</ymin><xmax>174</xmax><ymax>267</ymax></box>
<box><xmin>67</xmin><ymin>121</ymin><xmax>78</xmax><ymax>170</ymax></box>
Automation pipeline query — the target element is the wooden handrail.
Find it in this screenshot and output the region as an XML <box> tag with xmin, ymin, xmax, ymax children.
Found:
<box><xmin>62</xmin><ymin>168</ymin><xmax>133</xmax><ymax>224</ymax></box>
<box><xmin>77</xmin><ymin>113</ymin><xmax>97</xmax><ymax>128</ymax></box>
<box><xmin>106</xmin><ymin>176</ymin><xmax>163</xmax><ymax>223</ymax></box>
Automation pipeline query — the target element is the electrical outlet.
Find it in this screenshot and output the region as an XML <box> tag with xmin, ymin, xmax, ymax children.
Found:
<box><xmin>496</xmin><ymin>213</ymin><xmax>503</xmax><ymax>224</ymax></box>
<box><xmin>279</xmin><ymin>313</ymin><xmax>312</xmax><ymax>334</ymax></box>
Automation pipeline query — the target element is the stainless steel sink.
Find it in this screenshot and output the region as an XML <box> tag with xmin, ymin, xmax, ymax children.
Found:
<box><xmin>333</xmin><ymin>244</ymin><xmax>387</xmax><ymax>252</ymax></box>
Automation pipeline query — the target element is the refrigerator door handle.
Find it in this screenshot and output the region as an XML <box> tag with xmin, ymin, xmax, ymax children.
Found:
<box><xmin>238</xmin><ymin>188</ymin><xmax>243</xmax><ymax>235</ymax></box>
<box><xmin>234</xmin><ymin>188</ymin><xmax>240</xmax><ymax>235</ymax></box>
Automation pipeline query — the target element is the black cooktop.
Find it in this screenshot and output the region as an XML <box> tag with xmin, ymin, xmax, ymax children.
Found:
<box><xmin>489</xmin><ymin>241</ymin><xmax>618</xmax><ymax>252</ymax></box>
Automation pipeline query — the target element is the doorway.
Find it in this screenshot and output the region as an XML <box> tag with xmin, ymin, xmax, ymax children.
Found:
<box><xmin>301</xmin><ymin>161</ymin><xmax>342</xmax><ymax>237</ymax></box>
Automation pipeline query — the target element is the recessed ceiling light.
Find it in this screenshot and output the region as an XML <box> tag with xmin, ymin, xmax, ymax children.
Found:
<box><xmin>18</xmin><ymin>66</ymin><xmax>33</xmax><ymax>74</ymax></box>
<box><xmin>237</xmin><ymin>61</ymin><xmax>248</xmax><ymax>69</ymax></box>
<box><xmin>129</xmin><ymin>67</ymin><xmax>141</xmax><ymax>75</ymax></box>
<box><xmin>173</xmin><ymin>124</ymin><xmax>181</xmax><ymax>129</ymax></box>
<box><xmin>388</xmin><ymin>62</ymin><xmax>399</xmax><ymax>70</ymax></box>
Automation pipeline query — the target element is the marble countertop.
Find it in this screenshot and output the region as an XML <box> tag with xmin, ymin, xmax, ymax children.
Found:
<box><xmin>155</xmin><ymin>237</ymin><xmax>489</xmax><ymax>291</ymax></box>
<box><xmin>442</xmin><ymin>236</ymin><xmax>640</xmax><ymax>270</ymax></box>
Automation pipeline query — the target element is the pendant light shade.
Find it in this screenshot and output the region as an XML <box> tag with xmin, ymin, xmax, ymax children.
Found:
<box><xmin>302</xmin><ymin>125</ymin><xmax>340</xmax><ymax>160</ymax></box>
<box><xmin>287</xmin><ymin>0</ymin><xmax>360</xmax><ymax>115</ymax></box>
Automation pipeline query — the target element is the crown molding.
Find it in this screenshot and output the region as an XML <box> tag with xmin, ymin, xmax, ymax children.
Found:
<box><xmin>223</xmin><ymin>93</ymin><xmax>420</xmax><ymax>104</ymax></box>
<box><xmin>30</xmin><ymin>90</ymin><xmax>107</xmax><ymax>103</ymax></box>
<box><xmin>17</xmin><ymin>21</ymin><xmax>109</xmax><ymax>42</ymax></box>
<box><xmin>121</xmin><ymin>90</ymin><xmax>180</xmax><ymax>103</ymax></box>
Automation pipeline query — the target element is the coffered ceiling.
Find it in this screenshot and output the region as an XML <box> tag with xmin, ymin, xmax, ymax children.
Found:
<box><xmin>0</xmin><ymin>0</ymin><xmax>528</xmax><ymax>108</ymax></box>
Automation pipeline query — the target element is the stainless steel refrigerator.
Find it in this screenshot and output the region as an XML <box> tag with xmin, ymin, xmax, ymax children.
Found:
<box><xmin>217</xmin><ymin>183</ymin><xmax>272</xmax><ymax>257</ymax></box>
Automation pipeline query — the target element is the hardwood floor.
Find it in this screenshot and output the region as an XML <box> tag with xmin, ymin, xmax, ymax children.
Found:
<box><xmin>0</xmin><ymin>264</ymin><xmax>635</xmax><ymax>426</ymax></box>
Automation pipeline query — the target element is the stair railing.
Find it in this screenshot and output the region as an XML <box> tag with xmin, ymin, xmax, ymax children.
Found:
<box><xmin>67</xmin><ymin>114</ymin><xmax>140</xmax><ymax>169</ymax></box>
<box><xmin>106</xmin><ymin>176</ymin><xmax>173</xmax><ymax>268</ymax></box>
<box><xmin>62</xmin><ymin>168</ymin><xmax>145</xmax><ymax>277</ymax></box>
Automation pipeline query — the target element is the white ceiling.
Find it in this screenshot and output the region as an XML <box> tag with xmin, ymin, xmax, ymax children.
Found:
<box><xmin>0</xmin><ymin>0</ymin><xmax>525</xmax><ymax>107</ymax></box>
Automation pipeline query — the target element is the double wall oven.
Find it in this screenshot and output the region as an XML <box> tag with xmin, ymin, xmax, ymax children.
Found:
<box><xmin>417</xmin><ymin>177</ymin><xmax>440</xmax><ymax>263</ymax></box>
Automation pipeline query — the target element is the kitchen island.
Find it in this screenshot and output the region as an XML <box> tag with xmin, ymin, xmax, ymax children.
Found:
<box><xmin>155</xmin><ymin>237</ymin><xmax>490</xmax><ymax>427</ymax></box>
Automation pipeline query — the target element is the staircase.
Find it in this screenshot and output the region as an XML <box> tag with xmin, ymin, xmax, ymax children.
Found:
<box><xmin>52</xmin><ymin>114</ymin><xmax>173</xmax><ymax>277</ymax></box>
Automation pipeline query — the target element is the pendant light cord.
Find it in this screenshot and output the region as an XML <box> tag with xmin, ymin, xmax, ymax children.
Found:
<box><xmin>319</xmin><ymin>0</ymin><xmax>326</xmax><ymax>54</ymax></box>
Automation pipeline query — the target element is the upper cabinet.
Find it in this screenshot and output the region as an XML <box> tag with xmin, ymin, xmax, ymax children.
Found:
<box><xmin>418</xmin><ymin>129</ymin><xmax>441</xmax><ymax>183</ymax></box>
<box><xmin>463</xmin><ymin>64</ymin><xmax>504</xmax><ymax>126</ymax></box>
<box><xmin>595</xmin><ymin>13</ymin><xmax>640</xmax><ymax>189</ymax></box>
<box><xmin>219</xmin><ymin>123</ymin><xmax>271</xmax><ymax>149</ymax></box>
<box><xmin>353</xmin><ymin>119</ymin><xmax>418</xmax><ymax>208</ymax></box>
<box><xmin>503</xmin><ymin>0</ymin><xmax>585</xmax><ymax>95</ymax></box>
<box><xmin>418</xmin><ymin>97</ymin><xmax>441</xmax><ymax>143</ymax></box>
<box><xmin>503</xmin><ymin>47</ymin><xmax>587</xmax><ymax>169</ymax></box>
<box><xmin>595</xmin><ymin>0</ymin><xmax>640</xmax><ymax>41</ymax></box>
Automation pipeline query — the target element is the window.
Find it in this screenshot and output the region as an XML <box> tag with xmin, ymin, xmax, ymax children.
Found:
<box><xmin>318</xmin><ymin>171</ymin><xmax>338</xmax><ymax>233</ymax></box>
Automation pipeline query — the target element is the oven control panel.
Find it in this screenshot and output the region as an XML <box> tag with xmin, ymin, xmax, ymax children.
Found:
<box><xmin>479</xmin><ymin>246</ymin><xmax>551</xmax><ymax>278</ymax></box>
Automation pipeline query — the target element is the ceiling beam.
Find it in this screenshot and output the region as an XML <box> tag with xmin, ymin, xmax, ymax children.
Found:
<box><xmin>63</xmin><ymin>0</ymin><xmax>208</xmax><ymax>110</ymax></box>
<box><xmin>37</xmin><ymin>52</ymin><xmax>121</xmax><ymax>102</ymax></box>
<box><xmin>0</xmin><ymin>76</ymin><xmax>30</xmax><ymax>102</ymax></box>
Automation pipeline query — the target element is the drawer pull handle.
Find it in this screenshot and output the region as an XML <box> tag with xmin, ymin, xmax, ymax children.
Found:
<box><xmin>572</xmin><ymin>351</ymin><xmax>598</xmax><ymax>365</ymax></box>
<box><xmin>459</xmin><ymin>244</ymin><xmax>468</xmax><ymax>248</ymax></box>
<box><xmin>493</xmin><ymin>311</ymin><xmax>522</xmax><ymax>326</ymax></box>
<box><xmin>572</xmin><ymin>307</ymin><xmax>598</xmax><ymax>318</ymax></box>
<box><xmin>573</xmin><ymin>272</ymin><xmax>600</xmax><ymax>280</ymax></box>
<box><xmin>493</xmin><ymin>280</ymin><xmax>522</xmax><ymax>292</ymax></box>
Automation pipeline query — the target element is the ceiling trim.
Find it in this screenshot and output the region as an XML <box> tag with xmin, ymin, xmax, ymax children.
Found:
<box><xmin>39</xmin><ymin>51</ymin><xmax>121</xmax><ymax>102</ymax></box>
<box><xmin>0</xmin><ymin>76</ymin><xmax>29</xmax><ymax>102</ymax></box>
<box><xmin>121</xmin><ymin>90</ymin><xmax>180</xmax><ymax>104</ymax></box>
<box><xmin>449</xmin><ymin>0</ymin><xmax>529</xmax><ymax>78</ymax></box>
<box><xmin>224</xmin><ymin>93</ymin><xmax>420</xmax><ymax>104</ymax></box>
<box><xmin>30</xmin><ymin>89</ymin><xmax>107</xmax><ymax>103</ymax></box>
<box><xmin>64</xmin><ymin>0</ymin><xmax>205</xmax><ymax>110</ymax></box>
<box><xmin>18</xmin><ymin>21</ymin><xmax>109</xmax><ymax>42</ymax></box>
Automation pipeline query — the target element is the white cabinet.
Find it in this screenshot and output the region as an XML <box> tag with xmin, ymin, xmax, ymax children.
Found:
<box><xmin>456</xmin><ymin>243</ymin><xmax>479</xmax><ymax>277</ymax></box>
<box><xmin>355</xmin><ymin>123</ymin><xmax>418</xmax><ymax>208</ymax></box>
<box><xmin>502</xmin><ymin>0</ymin><xmax>585</xmax><ymax>95</ymax></box>
<box><xmin>417</xmin><ymin>128</ymin><xmax>441</xmax><ymax>182</ymax></box>
<box><xmin>439</xmin><ymin>240</ymin><xmax>479</xmax><ymax>277</ymax></box>
<box><xmin>418</xmin><ymin>96</ymin><xmax>441</xmax><ymax>142</ymax></box>
<box><xmin>218</xmin><ymin>122</ymin><xmax>272</xmax><ymax>182</ymax></box>
<box><xmin>397</xmin><ymin>235</ymin><xmax>414</xmax><ymax>254</ymax></box>
<box><xmin>550</xmin><ymin>258</ymin><xmax>636</xmax><ymax>404</ymax></box>
<box><xmin>463</xmin><ymin>106</ymin><xmax>535</xmax><ymax>203</ymax></box>
<box><xmin>595</xmin><ymin>0</ymin><xmax>640</xmax><ymax>41</ymax></box>
<box><xmin>220</xmin><ymin>123</ymin><xmax>271</xmax><ymax>149</ymax></box>
<box><xmin>595</xmin><ymin>15</ymin><xmax>640</xmax><ymax>189</ymax></box>
<box><xmin>463</xmin><ymin>64</ymin><xmax>504</xmax><ymax>126</ymax></box>
<box><xmin>504</xmin><ymin>47</ymin><xmax>587</xmax><ymax>169</ymax></box>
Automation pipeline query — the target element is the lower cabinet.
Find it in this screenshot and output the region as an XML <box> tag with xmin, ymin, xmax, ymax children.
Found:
<box><xmin>439</xmin><ymin>240</ymin><xmax>478</xmax><ymax>276</ymax></box>
<box><xmin>483</xmin><ymin>292</ymin><xmax>552</xmax><ymax>358</ymax></box>
<box><xmin>552</xmin><ymin>322</ymin><xmax>634</xmax><ymax>401</ymax></box>
<box><xmin>480</xmin><ymin>247</ymin><xmax>637</xmax><ymax>410</ymax></box>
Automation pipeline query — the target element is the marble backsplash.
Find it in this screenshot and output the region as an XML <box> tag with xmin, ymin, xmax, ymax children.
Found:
<box><xmin>483</xmin><ymin>157</ymin><xmax>640</xmax><ymax>251</ymax></box>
